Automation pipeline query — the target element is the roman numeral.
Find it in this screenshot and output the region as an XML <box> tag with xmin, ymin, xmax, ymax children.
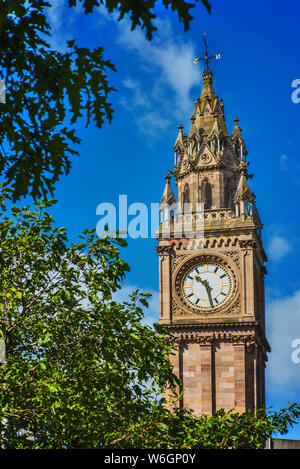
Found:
<box><xmin>195</xmin><ymin>298</ymin><xmax>200</xmax><ymax>305</ymax></box>
<box><xmin>214</xmin><ymin>267</ymin><xmax>218</xmax><ymax>273</ymax></box>
<box><xmin>220</xmin><ymin>274</ymin><xmax>226</xmax><ymax>279</ymax></box>
<box><xmin>187</xmin><ymin>293</ymin><xmax>193</xmax><ymax>298</ymax></box>
<box><xmin>220</xmin><ymin>292</ymin><xmax>226</xmax><ymax>296</ymax></box>
<box><xmin>214</xmin><ymin>298</ymin><xmax>219</xmax><ymax>304</ymax></box>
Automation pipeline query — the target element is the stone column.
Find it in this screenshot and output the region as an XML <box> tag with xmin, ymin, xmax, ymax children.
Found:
<box><xmin>200</xmin><ymin>344</ymin><xmax>215</xmax><ymax>415</ymax></box>
<box><xmin>233</xmin><ymin>344</ymin><xmax>246</xmax><ymax>412</ymax></box>
<box><xmin>156</xmin><ymin>245</ymin><xmax>173</xmax><ymax>323</ymax></box>
<box><xmin>181</xmin><ymin>342</ymin><xmax>203</xmax><ymax>415</ymax></box>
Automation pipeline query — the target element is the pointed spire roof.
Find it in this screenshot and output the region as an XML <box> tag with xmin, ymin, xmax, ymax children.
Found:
<box><xmin>188</xmin><ymin>115</ymin><xmax>197</xmax><ymax>138</ymax></box>
<box><xmin>188</xmin><ymin>64</ymin><xmax>230</xmax><ymax>139</ymax></box>
<box><xmin>160</xmin><ymin>172</ymin><xmax>176</xmax><ymax>207</ymax></box>
<box><xmin>232</xmin><ymin>117</ymin><xmax>243</xmax><ymax>141</ymax></box>
<box><xmin>174</xmin><ymin>123</ymin><xmax>184</xmax><ymax>148</ymax></box>
<box><xmin>232</xmin><ymin>117</ymin><xmax>247</xmax><ymax>158</ymax></box>
<box><xmin>234</xmin><ymin>166</ymin><xmax>253</xmax><ymax>203</ymax></box>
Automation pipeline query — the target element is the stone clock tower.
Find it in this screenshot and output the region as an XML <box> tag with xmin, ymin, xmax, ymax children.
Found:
<box><xmin>156</xmin><ymin>62</ymin><xmax>270</xmax><ymax>415</ymax></box>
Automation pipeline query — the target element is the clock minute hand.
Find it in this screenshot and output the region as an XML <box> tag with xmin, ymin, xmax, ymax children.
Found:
<box><xmin>196</xmin><ymin>276</ymin><xmax>214</xmax><ymax>308</ymax></box>
<box><xmin>206</xmin><ymin>287</ymin><xmax>213</xmax><ymax>308</ymax></box>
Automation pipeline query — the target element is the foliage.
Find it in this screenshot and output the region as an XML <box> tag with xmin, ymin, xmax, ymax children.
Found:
<box><xmin>109</xmin><ymin>404</ymin><xmax>300</xmax><ymax>449</ymax></box>
<box><xmin>69</xmin><ymin>0</ymin><xmax>212</xmax><ymax>40</ymax></box>
<box><xmin>0</xmin><ymin>184</ymin><xmax>299</xmax><ymax>449</ymax></box>
<box><xmin>0</xmin><ymin>0</ymin><xmax>211</xmax><ymax>201</ymax></box>
<box><xmin>0</xmin><ymin>0</ymin><xmax>116</xmax><ymax>201</ymax></box>
<box><xmin>0</xmin><ymin>184</ymin><xmax>177</xmax><ymax>448</ymax></box>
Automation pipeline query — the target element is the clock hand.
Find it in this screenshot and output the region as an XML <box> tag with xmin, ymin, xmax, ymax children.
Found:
<box><xmin>195</xmin><ymin>276</ymin><xmax>213</xmax><ymax>307</ymax></box>
<box><xmin>206</xmin><ymin>287</ymin><xmax>213</xmax><ymax>308</ymax></box>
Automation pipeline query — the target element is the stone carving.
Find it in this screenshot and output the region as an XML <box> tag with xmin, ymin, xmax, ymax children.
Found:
<box><xmin>223</xmin><ymin>250</ymin><xmax>241</xmax><ymax>269</ymax></box>
<box><xmin>200</xmin><ymin>153</ymin><xmax>212</xmax><ymax>164</ymax></box>
<box><xmin>169</xmin><ymin>329</ymin><xmax>256</xmax><ymax>347</ymax></box>
<box><xmin>156</xmin><ymin>245</ymin><xmax>173</xmax><ymax>256</ymax></box>
<box><xmin>226</xmin><ymin>296</ymin><xmax>241</xmax><ymax>316</ymax></box>
<box><xmin>239</xmin><ymin>239</ymin><xmax>257</xmax><ymax>249</ymax></box>
<box><xmin>171</xmin><ymin>298</ymin><xmax>188</xmax><ymax>317</ymax></box>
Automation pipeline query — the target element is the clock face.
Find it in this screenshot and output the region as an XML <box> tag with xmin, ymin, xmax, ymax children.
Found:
<box><xmin>182</xmin><ymin>262</ymin><xmax>232</xmax><ymax>310</ymax></box>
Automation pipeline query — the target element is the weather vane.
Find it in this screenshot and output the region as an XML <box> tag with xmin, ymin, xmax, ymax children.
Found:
<box><xmin>193</xmin><ymin>33</ymin><xmax>221</xmax><ymax>66</ymax></box>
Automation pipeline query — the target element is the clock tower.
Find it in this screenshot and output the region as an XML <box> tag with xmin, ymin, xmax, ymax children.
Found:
<box><xmin>156</xmin><ymin>60</ymin><xmax>270</xmax><ymax>415</ymax></box>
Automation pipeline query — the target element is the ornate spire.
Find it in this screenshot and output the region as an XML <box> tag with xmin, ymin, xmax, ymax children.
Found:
<box><xmin>174</xmin><ymin>123</ymin><xmax>184</xmax><ymax>149</ymax></box>
<box><xmin>160</xmin><ymin>172</ymin><xmax>176</xmax><ymax>207</ymax></box>
<box><xmin>232</xmin><ymin>117</ymin><xmax>247</xmax><ymax>161</ymax></box>
<box><xmin>193</xmin><ymin>33</ymin><xmax>220</xmax><ymax>102</ymax></box>
<box><xmin>188</xmin><ymin>34</ymin><xmax>228</xmax><ymax>141</ymax></box>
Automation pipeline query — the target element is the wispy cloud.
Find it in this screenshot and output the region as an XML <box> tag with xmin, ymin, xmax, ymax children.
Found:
<box><xmin>96</xmin><ymin>8</ymin><xmax>202</xmax><ymax>139</ymax></box>
<box><xmin>116</xmin><ymin>17</ymin><xmax>202</xmax><ymax>116</ymax></box>
<box><xmin>46</xmin><ymin>0</ymin><xmax>82</xmax><ymax>52</ymax></box>
<box><xmin>267</xmin><ymin>235</ymin><xmax>292</xmax><ymax>262</ymax></box>
<box><xmin>267</xmin><ymin>289</ymin><xmax>300</xmax><ymax>400</ymax></box>
<box><xmin>45</xmin><ymin>4</ymin><xmax>202</xmax><ymax>139</ymax></box>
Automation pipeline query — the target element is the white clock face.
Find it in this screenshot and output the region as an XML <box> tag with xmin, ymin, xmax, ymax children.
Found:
<box><xmin>182</xmin><ymin>262</ymin><xmax>232</xmax><ymax>310</ymax></box>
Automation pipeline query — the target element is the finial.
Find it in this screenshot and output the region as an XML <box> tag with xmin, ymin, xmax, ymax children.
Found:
<box><xmin>240</xmin><ymin>161</ymin><xmax>249</xmax><ymax>175</ymax></box>
<box><xmin>178</xmin><ymin>123</ymin><xmax>184</xmax><ymax>131</ymax></box>
<box><xmin>165</xmin><ymin>170</ymin><xmax>172</xmax><ymax>182</ymax></box>
<box><xmin>234</xmin><ymin>117</ymin><xmax>239</xmax><ymax>125</ymax></box>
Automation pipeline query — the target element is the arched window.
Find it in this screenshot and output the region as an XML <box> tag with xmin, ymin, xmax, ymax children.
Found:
<box><xmin>183</xmin><ymin>183</ymin><xmax>190</xmax><ymax>203</ymax></box>
<box><xmin>224</xmin><ymin>182</ymin><xmax>233</xmax><ymax>208</ymax></box>
<box><xmin>201</xmin><ymin>179</ymin><xmax>212</xmax><ymax>209</ymax></box>
<box><xmin>182</xmin><ymin>183</ymin><xmax>190</xmax><ymax>212</ymax></box>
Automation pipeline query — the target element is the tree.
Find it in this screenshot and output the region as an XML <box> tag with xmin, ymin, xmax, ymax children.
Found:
<box><xmin>0</xmin><ymin>0</ymin><xmax>211</xmax><ymax>201</ymax></box>
<box><xmin>109</xmin><ymin>404</ymin><xmax>300</xmax><ymax>449</ymax></box>
<box><xmin>0</xmin><ymin>184</ymin><xmax>299</xmax><ymax>449</ymax></box>
<box><xmin>0</xmin><ymin>183</ymin><xmax>178</xmax><ymax>448</ymax></box>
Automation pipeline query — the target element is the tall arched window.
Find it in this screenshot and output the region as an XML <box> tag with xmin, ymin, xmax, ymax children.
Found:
<box><xmin>224</xmin><ymin>182</ymin><xmax>233</xmax><ymax>208</ymax></box>
<box><xmin>182</xmin><ymin>183</ymin><xmax>190</xmax><ymax>212</ymax></box>
<box><xmin>201</xmin><ymin>179</ymin><xmax>212</xmax><ymax>209</ymax></box>
<box><xmin>183</xmin><ymin>183</ymin><xmax>190</xmax><ymax>203</ymax></box>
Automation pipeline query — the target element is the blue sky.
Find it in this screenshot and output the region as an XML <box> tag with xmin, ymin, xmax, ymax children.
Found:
<box><xmin>41</xmin><ymin>0</ymin><xmax>300</xmax><ymax>438</ymax></box>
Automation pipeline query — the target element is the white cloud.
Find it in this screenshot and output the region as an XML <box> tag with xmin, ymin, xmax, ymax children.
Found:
<box><xmin>266</xmin><ymin>289</ymin><xmax>300</xmax><ymax>400</ymax></box>
<box><xmin>46</xmin><ymin>0</ymin><xmax>82</xmax><ymax>52</ymax></box>
<box><xmin>94</xmin><ymin>8</ymin><xmax>202</xmax><ymax>139</ymax></box>
<box><xmin>47</xmin><ymin>0</ymin><xmax>64</xmax><ymax>32</ymax></box>
<box><xmin>121</xmin><ymin>79</ymin><xmax>151</xmax><ymax>110</ymax></box>
<box><xmin>116</xmin><ymin>17</ymin><xmax>202</xmax><ymax>121</ymax></box>
<box><xmin>267</xmin><ymin>235</ymin><xmax>291</xmax><ymax>262</ymax></box>
<box><xmin>45</xmin><ymin>4</ymin><xmax>202</xmax><ymax>139</ymax></box>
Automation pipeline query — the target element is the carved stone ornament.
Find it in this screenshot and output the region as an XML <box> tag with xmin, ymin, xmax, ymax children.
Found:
<box><xmin>182</xmin><ymin>159</ymin><xmax>189</xmax><ymax>170</ymax></box>
<box><xmin>223</xmin><ymin>250</ymin><xmax>241</xmax><ymax>269</ymax></box>
<box><xmin>239</xmin><ymin>240</ymin><xmax>257</xmax><ymax>249</ymax></box>
<box><xmin>200</xmin><ymin>153</ymin><xmax>212</xmax><ymax>164</ymax></box>
<box><xmin>169</xmin><ymin>329</ymin><xmax>256</xmax><ymax>348</ymax></box>
<box><xmin>222</xmin><ymin>152</ymin><xmax>233</xmax><ymax>166</ymax></box>
<box><xmin>172</xmin><ymin>254</ymin><xmax>186</xmax><ymax>270</ymax></box>
<box><xmin>156</xmin><ymin>245</ymin><xmax>174</xmax><ymax>257</ymax></box>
